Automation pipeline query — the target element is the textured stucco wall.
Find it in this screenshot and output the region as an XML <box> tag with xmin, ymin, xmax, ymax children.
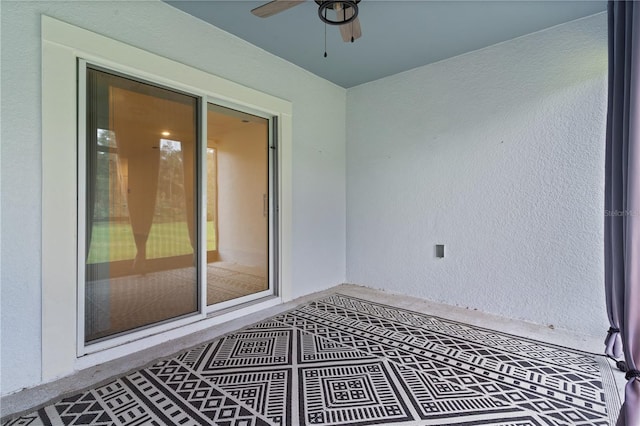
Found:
<box><xmin>0</xmin><ymin>0</ymin><xmax>346</xmax><ymax>395</ymax></box>
<box><xmin>346</xmin><ymin>14</ymin><xmax>609</xmax><ymax>337</ymax></box>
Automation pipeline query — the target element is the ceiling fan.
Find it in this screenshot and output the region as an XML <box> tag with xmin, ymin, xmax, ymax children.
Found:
<box><xmin>251</xmin><ymin>0</ymin><xmax>362</xmax><ymax>43</ymax></box>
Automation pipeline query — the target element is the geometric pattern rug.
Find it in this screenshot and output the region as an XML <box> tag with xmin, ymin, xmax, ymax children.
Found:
<box><xmin>2</xmin><ymin>294</ymin><xmax>621</xmax><ymax>425</ymax></box>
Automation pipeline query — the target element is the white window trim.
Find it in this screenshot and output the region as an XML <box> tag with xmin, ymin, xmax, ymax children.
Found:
<box><xmin>42</xmin><ymin>15</ymin><xmax>293</xmax><ymax>382</ymax></box>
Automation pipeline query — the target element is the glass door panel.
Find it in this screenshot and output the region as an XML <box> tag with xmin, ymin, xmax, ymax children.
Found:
<box><xmin>206</xmin><ymin>103</ymin><xmax>269</xmax><ymax>306</ymax></box>
<box><xmin>84</xmin><ymin>67</ymin><xmax>199</xmax><ymax>343</ymax></box>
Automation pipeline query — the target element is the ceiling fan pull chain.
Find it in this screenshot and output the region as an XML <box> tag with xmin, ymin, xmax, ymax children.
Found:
<box><xmin>351</xmin><ymin>7</ymin><xmax>354</xmax><ymax>43</ymax></box>
<box><xmin>346</xmin><ymin>6</ymin><xmax>354</xmax><ymax>43</ymax></box>
<box><xmin>324</xmin><ymin>8</ymin><xmax>328</xmax><ymax>57</ymax></box>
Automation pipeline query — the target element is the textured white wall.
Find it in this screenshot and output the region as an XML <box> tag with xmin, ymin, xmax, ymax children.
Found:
<box><xmin>0</xmin><ymin>0</ymin><xmax>345</xmax><ymax>395</ymax></box>
<box><xmin>346</xmin><ymin>14</ymin><xmax>608</xmax><ymax>337</ymax></box>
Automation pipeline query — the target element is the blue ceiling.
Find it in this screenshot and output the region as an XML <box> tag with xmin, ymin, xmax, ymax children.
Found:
<box><xmin>166</xmin><ymin>1</ymin><xmax>607</xmax><ymax>88</ymax></box>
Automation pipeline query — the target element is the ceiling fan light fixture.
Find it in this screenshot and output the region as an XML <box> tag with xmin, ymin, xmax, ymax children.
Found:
<box><xmin>317</xmin><ymin>0</ymin><xmax>359</xmax><ymax>25</ymax></box>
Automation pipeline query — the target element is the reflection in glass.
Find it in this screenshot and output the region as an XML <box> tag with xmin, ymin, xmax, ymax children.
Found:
<box><xmin>84</xmin><ymin>68</ymin><xmax>198</xmax><ymax>342</ymax></box>
<box><xmin>206</xmin><ymin>104</ymin><xmax>269</xmax><ymax>306</ymax></box>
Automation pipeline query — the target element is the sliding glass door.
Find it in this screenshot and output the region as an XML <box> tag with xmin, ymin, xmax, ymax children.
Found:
<box><xmin>81</xmin><ymin>63</ymin><xmax>276</xmax><ymax>346</ymax></box>
<box><xmin>206</xmin><ymin>104</ymin><xmax>270</xmax><ymax>306</ymax></box>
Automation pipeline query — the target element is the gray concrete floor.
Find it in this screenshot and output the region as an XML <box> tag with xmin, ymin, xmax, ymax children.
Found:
<box><xmin>0</xmin><ymin>284</ymin><xmax>627</xmax><ymax>420</ymax></box>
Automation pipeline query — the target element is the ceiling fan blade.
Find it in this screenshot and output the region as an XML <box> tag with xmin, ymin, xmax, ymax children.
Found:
<box><xmin>251</xmin><ymin>0</ymin><xmax>305</xmax><ymax>18</ymax></box>
<box><xmin>338</xmin><ymin>6</ymin><xmax>362</xmax><ymax>42</ymax></box>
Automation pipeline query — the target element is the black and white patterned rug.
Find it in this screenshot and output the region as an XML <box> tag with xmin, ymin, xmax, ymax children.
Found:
<box><xmin>2</xmin><ymin>294</ymin><xmax>621</xmax><ymax>425</ymax></box>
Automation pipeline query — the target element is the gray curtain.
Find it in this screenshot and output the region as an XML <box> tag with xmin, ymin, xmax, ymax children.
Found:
<box><xmin>605</xmin><ymin>2</ymin><xmax>640</xmax><ymax>425</ymax></box>
<box><xmin>113</xmin><ymin>123</ymin><xmax>161</xmax><ymax>273</ymax></box>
